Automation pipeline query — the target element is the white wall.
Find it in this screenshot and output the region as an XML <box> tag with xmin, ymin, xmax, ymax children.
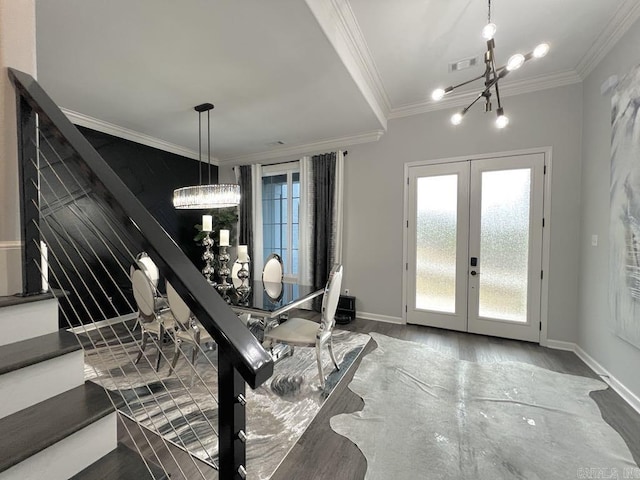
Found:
<box><xmin>343</xmin><ymin>84</ymin><xmax>584</xmax><ymax>342</ymax></box>
<box><xmin>0</xmin><ymin>0</ymin><xmax>36</xmax><ymax>295</ymax></box>
<box><xmin>579</xmin><ymin>17</ymin><xmax>640</xmax><ymax>400</ymax></box>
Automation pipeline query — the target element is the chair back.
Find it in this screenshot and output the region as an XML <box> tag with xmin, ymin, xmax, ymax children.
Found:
<box><xmin>135</xmin><ymin>252</ymin><xmax>160</xmax><ymax>288</ymax></box>
<box><xmin>320</xmin><ymin>264</ymin><xmax>343</xmax><ymax>332</ymax></box>
<box><xmin>166</xmin><ymin>281</ymin><xmax>192</xmax><ymax>329</ymax></box>
<box><xmin>132</xmin><ymin>269</ymin><xmax>156</xmax><ymax>319</ymax></box>
<box><xmin>262</xmin><ymin>253</ymin><xmax>283</xmax><ymax>283</ymax></box>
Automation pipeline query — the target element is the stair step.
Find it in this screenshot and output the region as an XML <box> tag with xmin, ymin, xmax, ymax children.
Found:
<box><xmin>0</xmin><ymin>296</ymin><xmax>59</xmax><ymax>347</ymax></box>
<box><xmin>0</xmin><ymin>330</ymin><xmax>85</xmax><ymax>418</ymax></box>
<box><xmin>0</xmin><ymin>329</ymin><xmax>82</xmax><ymax>376</ymax></box>
<box><xmin>0</xmin><ymin>381</ymin><xmax>120</xmax><ymax>476</ymax></box>
<box><xmin>71</xmin><ymin>443</ymin><xmax>168</xmax><ymax>480</ymax></box>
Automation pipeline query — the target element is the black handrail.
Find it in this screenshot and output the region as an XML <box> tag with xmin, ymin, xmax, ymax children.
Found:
<box><xmin>8</xmin><ymin>68</ymin><xmax>273</xmax><ymax>389</ymax></box>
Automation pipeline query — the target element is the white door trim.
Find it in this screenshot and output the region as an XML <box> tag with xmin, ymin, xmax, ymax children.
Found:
<box><xmin>402</xmin><ymin>147</ymin><xmax>553</xmax><ymax>346</ymax></box>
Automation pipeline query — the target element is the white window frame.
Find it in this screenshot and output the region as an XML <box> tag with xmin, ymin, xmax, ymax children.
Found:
<box><xmin>261</xmin><ymin>161</ymin><xmax>300</xmax><ymax>281</ymax></box>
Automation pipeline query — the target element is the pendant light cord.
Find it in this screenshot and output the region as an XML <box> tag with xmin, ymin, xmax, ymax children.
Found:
<box><xmin>198</xmin><ymin>110</ymin><xmax>202</xmax><ymax>186</ymax></box>
<box><xmin>207</xmin><ymin>109</ymin><xmax>211</xmax><ymax>184</ymax></box>
<box><xmin>487</xmin><ymin>0</ymin><xmax>491</xmax><ymax>23</ymax></box>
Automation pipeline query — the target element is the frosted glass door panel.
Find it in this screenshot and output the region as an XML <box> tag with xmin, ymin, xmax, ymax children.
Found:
<box><xmin>478</xmin><ymin>169</ymin><xmax>531</xmax><ymax>322</ymax></box>
<box><xmin>416</xmin><ymin>175</ymin><xmax>458</xmax><ymax>313</ymax></box>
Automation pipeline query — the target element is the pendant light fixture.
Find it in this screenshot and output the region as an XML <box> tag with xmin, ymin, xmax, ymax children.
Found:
<box><xmin>431</xmin><ymin>0</ymin><xmax>549</xmax><ymax>128</ymax></box>
<box><xmin>173</xmin><ymin>103</ymin><xmax>240</xmax><ymax>209</ymax></box>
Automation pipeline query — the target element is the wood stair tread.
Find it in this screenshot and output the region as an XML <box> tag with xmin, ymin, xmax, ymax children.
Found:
<box><xmin>0</xmin><ymin>291</ymin><xmax>55</xmax><ymax>308</ymax></box>
<box><xmin>70</xmin><ymin>443</ymin><xmax>168</xmax><ymax>480</ymax></box>
<box><xmin>0</xmin><ymin>380</ymin><xmax>118</xmax><ymax>473</ymax></box>
<box><xmin>0</xmin><ymin>330</ymin><xmax>83</xmax><ymax>376</ymax></box>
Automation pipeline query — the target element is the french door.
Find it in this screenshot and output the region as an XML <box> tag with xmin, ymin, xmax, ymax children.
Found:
<box><xmin>406</xmin><ymin>153</ymin><xmax>545</xmax><ymax>342</ymax></box>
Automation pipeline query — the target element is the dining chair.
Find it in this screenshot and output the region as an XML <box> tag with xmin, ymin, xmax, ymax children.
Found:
<box><xmin>262</xmin><ymin>253</ymin><xmax>283</xmax><ymax>283</ymax></box>
<box><xmin>130</xmin><ymin>252</ymin><xmax>167</xmax><ymax>330</ymax></box>
<box><xmin>263</xmin><ymin>264</ymin><xmax>343</xmax><ymax>388</ymax></box>
<box><xmin>166</xmin><ymin>281</ymin><xmax>214</xmax><ymax>372</ymax></box>
<box><xmin>132</xmin><ymin>269</ymin><xmax>175</xmax><ymax>371</ymax></box>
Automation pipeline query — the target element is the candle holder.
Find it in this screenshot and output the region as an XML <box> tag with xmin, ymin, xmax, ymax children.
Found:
<box><xmin>216</xmin><ymin>245</ymin><xmax>233</xmax><ymax>297</ymax></box>
<box><xmin>236</xmin><ymin>260</ymin><xmax>251</xmax><ymax>298</ymax></box>
<box><xmin>201</xmin><ymin>232</ymin><xmax>216</xmax><ymax>286</ymax></box>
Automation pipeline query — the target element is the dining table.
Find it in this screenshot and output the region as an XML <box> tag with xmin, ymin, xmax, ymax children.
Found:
<box><xmin>223</xmin><ymin>279</ymin><xmax>324</xmax><ymax>319</ymax></box>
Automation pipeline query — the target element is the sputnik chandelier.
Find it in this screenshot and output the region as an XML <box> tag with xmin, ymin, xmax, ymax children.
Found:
<box><xmin>431</xmin><ymin>0</ymin><xmax>549</xmax><ymax>128</ymax></box>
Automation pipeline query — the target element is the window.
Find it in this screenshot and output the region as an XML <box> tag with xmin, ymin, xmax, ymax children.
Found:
<box><xmin>262</xmin><ymin>164</ymin><xmax>300</xmax><ymax>279</ymax></box>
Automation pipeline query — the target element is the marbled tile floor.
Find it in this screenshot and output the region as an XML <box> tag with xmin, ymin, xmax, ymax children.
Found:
<box><xmin>82</xmin><ymin>321</ymin><xmax>369</xmax><ymax>479</ymax></box>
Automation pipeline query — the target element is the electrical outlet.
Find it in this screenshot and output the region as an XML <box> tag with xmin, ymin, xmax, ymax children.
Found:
<box><xmin>344</xmin><ymin>288</ymin><xmax>350</xmax><ymax>295</ymax></box>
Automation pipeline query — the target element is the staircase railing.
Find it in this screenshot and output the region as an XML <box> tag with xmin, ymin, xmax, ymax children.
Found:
<box><xmin>9</xmin><ymin>67</ymin><xmax>273</xmax><ymax>479</ymax></box>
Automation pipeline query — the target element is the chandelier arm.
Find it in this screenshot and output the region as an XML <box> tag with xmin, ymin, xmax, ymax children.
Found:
<box><xmin>461</xmin><ymin>90</ymin><xmax>488</xmax><ymax>114</ymax></box>
<box><xmin>448</xmin><ymin>73</ymin><xmax>488</xmax><ymax>92</ymax></box>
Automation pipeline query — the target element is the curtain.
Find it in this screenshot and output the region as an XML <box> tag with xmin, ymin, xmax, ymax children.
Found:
<box><xmin>235</xmin><ymin>165</ymin><xmax>253</xmax><ymax>278</ymax></box>
<box><xmin>298</xmin><ymin>156</ymin><xmax>314</xmax><ymax>286</ymax></box>
<box><xmin>251</xmin><ymin>164</ymin><xmax>264</xmax><ymax>278</ymax></box>
<box><xmin>312</xmin><ymin>152</ymin><xmax>337</xmax><ymax>291</ymax></box>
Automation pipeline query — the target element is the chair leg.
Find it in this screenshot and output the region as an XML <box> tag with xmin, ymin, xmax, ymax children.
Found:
<box><xmin>135</xmin><ymin>331</ymin><xmax>148</xmax><ymax>365</ymax></box>
<box><xmin>155</xmin><ymin>340</ymin><xmax>163</xmax><ymax>371</ymax></box>
<box><xmin>170</xmin><ymin>339</ymin><xmax>181</xmax><ymax>373</ymax></box>
<box><xmin>191</xmin><ymin>344</ymin><xmax>199</xmax><ymax>365</ymax></box>
<box><xmin>328</xmin><ymin>336</ymin><xmax>340</xmax><ymax>371</ymax></box>
<box><xmin>316</xmin><ymin>342</ymin><xmax>325</xmax><ymax>389</ymax></box>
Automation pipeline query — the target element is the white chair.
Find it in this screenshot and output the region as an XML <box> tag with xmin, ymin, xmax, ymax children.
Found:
<box><xmin>263</xmin><ymin>264</ymin><xmax>343</xmax><ymax>388</ymax></box>
<box><xmin>166</xmin><ymin>281</ymin><xmax>214</xmax><ymax>371</ymax></box>
<box><xmin>262</xmin><ymin>253</ymin><xmax>284</xmax><ymax>302</ymax></box>
<box><xmin>262</xmin><ymin>253</ymin><xmax>283</xmax><ymax>283</ymax></box>
<box><xmin>132</xmin><ymin>269</ymin><xmax>175</xmax><ymax>371</ymax></box>
<box><xmin>130</xmin><ymin>252</ymin><xmax>166</xmax><ymax>330</ymax></box>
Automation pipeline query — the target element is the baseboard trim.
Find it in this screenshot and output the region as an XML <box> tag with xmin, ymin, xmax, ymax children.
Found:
<box><xmin>357</xmin><ymin>312</ymin><xmax>404</xmax><ymax>324</ymax></box>
<box><xmin>573</xmin><ymin>345</ymin><xmax>640</xmax><ymax>415</ymax></box>
<box><xmin>545</xmin><ymin>339</ymin><xmax>576</xmax><ymax>351</ymax></box>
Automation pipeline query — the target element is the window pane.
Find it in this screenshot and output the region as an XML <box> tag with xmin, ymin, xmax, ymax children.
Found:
<box><xmin>478</xmin><ymin>169</ymin><xmax>530</xmax><ymax>322</ymax></box>
<box><xmin>415</xmin><ymin>175</ymin><xmax>458</xmax><ymax>313</ymax></box>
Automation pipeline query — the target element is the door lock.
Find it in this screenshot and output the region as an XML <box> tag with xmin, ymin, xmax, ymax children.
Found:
<box><xmin>470</xmin><ymin>270</ymin><xmax>477</xmax><ymax>276</ymax></box>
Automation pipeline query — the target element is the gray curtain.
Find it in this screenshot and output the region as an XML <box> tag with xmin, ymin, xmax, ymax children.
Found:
<box><xmin>238</xmin><ymin>165</ymin><xmax>253</xmax><ymax>278</ymax></box>
<box><xmin>312</xmin><ymin>152</ymin><xmax>337</xmax><ymax>294</ymax></box>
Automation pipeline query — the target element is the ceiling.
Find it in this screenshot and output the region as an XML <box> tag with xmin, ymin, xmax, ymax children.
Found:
<box><xmin>35</xmin><ymin>0</ymin><xmax>640</xmax><ymax>165</ymax></box>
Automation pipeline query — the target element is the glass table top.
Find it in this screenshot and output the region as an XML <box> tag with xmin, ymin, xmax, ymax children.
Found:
<box><xmin>222</xmin><ymin>280</ymin><xmax>322</xmax><ymax>316</ymax></box>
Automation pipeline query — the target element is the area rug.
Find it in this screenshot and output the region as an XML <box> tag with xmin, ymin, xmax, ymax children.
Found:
<box><xmin>83</xmin><ymin>324</ymin><xmax>369</xmax><ymax>479</ymax></box>
<box><xmin>330</xmin><ymin>333</ymin><xmax>638</xmax><ymax>480</ymax></box>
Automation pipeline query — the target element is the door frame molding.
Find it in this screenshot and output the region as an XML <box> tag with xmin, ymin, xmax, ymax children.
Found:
<box><xmin>402</xmin><ymin>146</ymin><xmax>553</xmax><ymax>346</ymax></box>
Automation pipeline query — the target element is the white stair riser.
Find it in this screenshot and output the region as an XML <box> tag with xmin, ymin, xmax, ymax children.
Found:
<box><xmin>0</xmin><ymin>413</ymin><xmax>117</xmax><ymax>480</ymax></box>
<box><xmin>0</xmin><ymin>350</ymin><xmax>84</xmax><ymax>419</ymax></box>
<box><xmin>0</xmin><ymin>299</ymin><xmax>59</xmax><ymax>346</ymax></box>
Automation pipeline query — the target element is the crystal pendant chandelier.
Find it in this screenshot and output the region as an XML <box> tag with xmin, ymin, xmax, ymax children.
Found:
<box><xmin>431</xmin><ymin>0</ymin><xmax>549</xmax><ymax>128</ymax></box>
<box><xmin>172</xmin><ymin>103</ymin><xmax>240</xmax><ymax>209</ymax></box>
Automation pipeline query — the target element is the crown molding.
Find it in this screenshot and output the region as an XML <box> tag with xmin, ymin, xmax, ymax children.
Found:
<box><xmin>387</xmin><ymin>70</ymin><xmax>582</xmax><ymax>120</ymax></box>
<box><xmin>305</xmin><ymin>0</ymin><xmax>390</xmax><ymax>130</ymax></box>
<box><xmin>60</xmin><ymin>108</ymin><xmax>208</xmax><ymax>163</ymax></box>
<box><xmin>219</xmin><ymin>130</ymin><xmax>385</xmax><ymax>166</ymax></box>
<box><xmin>575</xmin><ymin>0</ymin><xmax>640</xmax><ymax>80</ymax></box>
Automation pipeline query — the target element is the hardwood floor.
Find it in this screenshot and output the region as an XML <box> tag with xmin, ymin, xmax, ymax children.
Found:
<box><xmin>271</xmin><ymin>317</ymin><xmax>640</xmax><ymax>480</ymax></box>
<box><xmin>116</xmin><ymin>316</ymin><xmax>640</xmax><ymax>479</ymax></box>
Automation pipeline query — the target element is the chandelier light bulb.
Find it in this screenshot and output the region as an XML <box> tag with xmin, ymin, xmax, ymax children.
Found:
<box><xmin>496</xmin><ymin>113</ymin><xmax>509</xmax><ymax>129</ymax></box>
<box><xmin>432</xmin><ymin>88</ymin><xmax>446</xmax><ymax>101</ymax></box>
<box><xmin>451</xmin><ymin>112</ymin><xmax>464</xmax><ymax>126</ymax></box>
<box><xmin>533</xmin><ymin>43</ymin><xmax>550</xmax><ymax>58</ymax></box>
<box><xmin>506</xmin><ymin>53</ymin><xmax>525</xmax><ymax>71</ymax></box>
<box><xmin>482</xmin><ymin>22</ymin><xmax>497</xmax><ymax>40</ymax></box>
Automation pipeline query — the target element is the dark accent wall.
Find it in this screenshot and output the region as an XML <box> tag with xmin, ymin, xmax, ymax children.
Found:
<box><xmin>43</xmin><ymin>126</ymin><xmax>217</xmax><ymax>327</ymax></box>
<box><xmin>78</xmin><ymin>126</ymin><xmax>218</xmax><ymax>268</ymax></box>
